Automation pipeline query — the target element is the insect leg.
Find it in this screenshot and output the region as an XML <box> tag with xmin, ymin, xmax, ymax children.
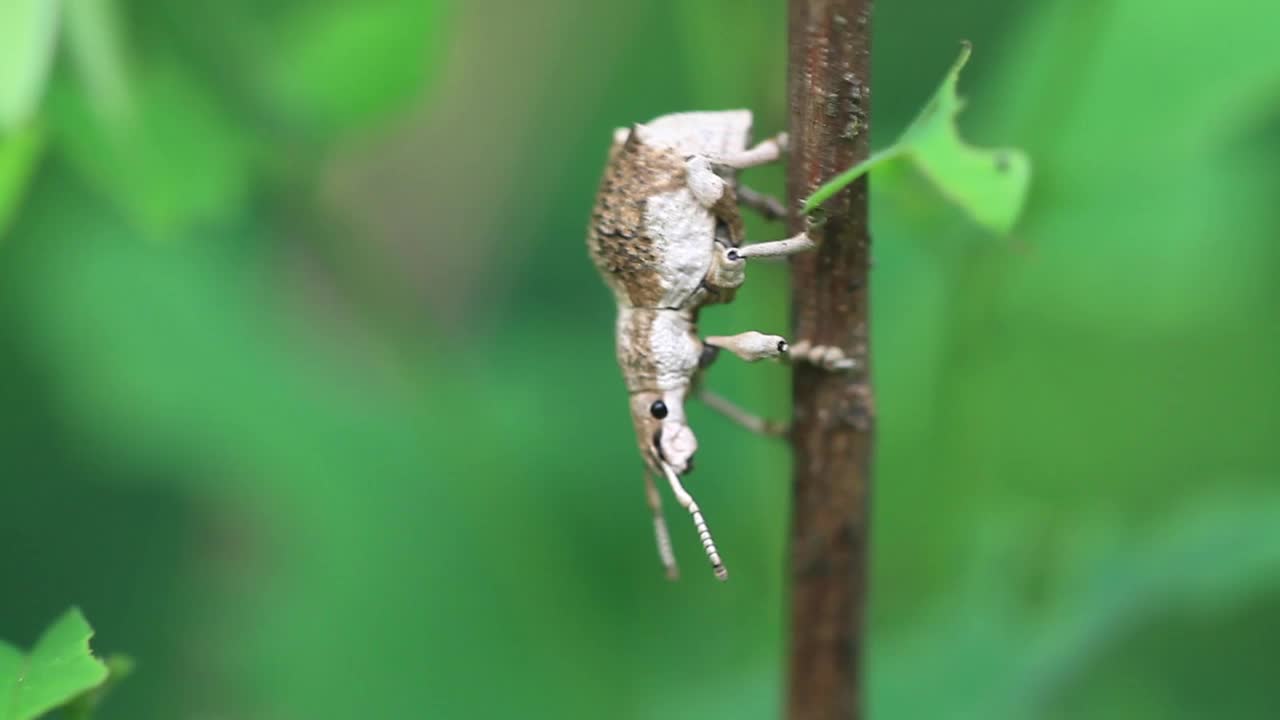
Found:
<box><xmin>644</xmin><ymin>470</ymin><xmax>680</xmax><ymax>580</ymax></box>
<box><xmin>736</xmin><ymin>185</ymin><xmax>787</xmax><ymax>221</ymax></box>
<box><xmin>715</xmin><ymin>132</ymin><xmax>789</xmax><ymax>169</ymax></box>
<box><xmin>727</xmin><ymin>231</ymin><xmax>816</xmax><ymax>260</ymax></box>
<box><xmin>706</xmin><ymin>329</ymin><xmax>854</xmax><ymax>372</ymax></box>
<box><xmin>704</xmin><ymin>331</ymin><xmax>789</xmax><ymax>362</ymax></box>
<box><xmin>660</xmin><ymin>463</ymin><xmax>728</xmax><ymax>581</ymax></box>
<box><xmin>697</xmin><ymin>388</ymin><xmax>788</xmax><ymax>437</ymax></box>
<box><xmin>786</xmin><ymin>339</ymin><xmax>858</xmax><ymax>371</ymax></box>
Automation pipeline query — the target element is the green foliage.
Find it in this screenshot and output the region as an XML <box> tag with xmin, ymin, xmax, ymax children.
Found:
<box><xmin>61</xmin><ymin>655</ymin><xmax>134</xmax><ymax>720</ymax></box>
<box><xmin>49</xmin><ymin>62</ymin><xmax>252</xmax><ymax>237</ymax></box>
<box><xmin>62</xmin><ymin>0</ymin><xmax>132</xmax><ymax>121</ymax></box>
<box><xmin>0</xmin><ymin>609</ymin><xmax>110</xmax><ymax>720</ymax></box>
<box><xmin>0</xmin><ymin>0</ymin><xmax>59</xmax><ymax>133</ymax></box>
<box><xmin>873</xmin><ymin>494</ymin><xmax>1280</xmax><ymax>718</ymax></box>
<box><xmin>805</xmin><ymin>43</ymin><xmax>1030</xmax><ymax>233</ymax></box>
<box><xmin>264</xmin><ymin>0</ymin><xmax>449</xmax><ymax>137</ymax></box>
<box><xmin>650</xmin><ymin>494</ymin><xmax>1280</xmax><ymax>719</ymax></box>
<box><xmin>0</xmin><ymin>0</ymin><xmax>132</xmax><ymax>238</ymax></box>
<box><xmin>0</xmin><ymin>123</ymin><xmax>43</xmax><ymax>239</ymax></box>
<box><xmin>1</xmin><ymin>1</ymin><xmax>1279</xmax><ymax>719</ymax></box>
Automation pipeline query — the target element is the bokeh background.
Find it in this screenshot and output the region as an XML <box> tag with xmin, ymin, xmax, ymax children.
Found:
<box><xmin>3</xmin><ymin>0</ymin><xmax>1279</xmax><ymax>718</ymax></box>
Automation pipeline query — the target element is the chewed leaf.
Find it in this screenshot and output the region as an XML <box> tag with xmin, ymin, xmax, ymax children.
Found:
<box><xmin>803</xmin><ymin>42</ymin><xmax>1031</xmax><ymax>234</ymax></box>
<box><xmin>901</xmin><ymin>43</ymin><xmax>1031</xmax><ymax>233</ymax></box>
<box><xmin>61</xmin><ymin>654</ymin><xmax>135</xmax><ymax>720</ymax></box>
<box><xmin>0</xmin><ymin>608</ymin><xmax>110</xmax><ymax>720</ymax></box>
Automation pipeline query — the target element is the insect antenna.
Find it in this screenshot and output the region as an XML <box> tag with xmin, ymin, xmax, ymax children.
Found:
<box><xmin>661</xmin><ymin>463</ymin><xmax>729</xmax><ymax>581</ymax></box>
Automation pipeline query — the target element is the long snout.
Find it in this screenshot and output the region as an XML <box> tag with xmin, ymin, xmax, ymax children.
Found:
<box><xmin>659</xmin><ymin>421</ymin><xmax>698</xmax><ymax>475</ymax></box>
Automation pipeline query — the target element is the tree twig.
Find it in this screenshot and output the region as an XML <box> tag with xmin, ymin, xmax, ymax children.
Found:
<box><xmin>785</xmin><ymin>1</ymin><xmax>874</xmax><ymax>719</ymax></box>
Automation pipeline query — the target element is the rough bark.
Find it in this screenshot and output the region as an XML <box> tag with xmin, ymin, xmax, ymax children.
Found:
<box><xmin>785</xmin><ymin>1</ymin><xmax>874</xmax><ymax>719</ymax></box>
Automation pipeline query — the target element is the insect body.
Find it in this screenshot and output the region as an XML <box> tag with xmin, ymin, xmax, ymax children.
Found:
<box><xmin>587</xmin><ymin>110</ymin><xmax>828</xmax><ymax>581</ymax></box>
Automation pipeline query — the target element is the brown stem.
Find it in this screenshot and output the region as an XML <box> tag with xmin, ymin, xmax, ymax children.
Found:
<box><xmin>785</xmin><ymin>1</ymin><xmax>874</xmax><ymax>720</ymax></box>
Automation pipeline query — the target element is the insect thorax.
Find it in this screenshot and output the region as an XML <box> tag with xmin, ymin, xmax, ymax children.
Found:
<box><xmin>615</xmin><ymin>308</ymin><xmax>701</xmax><ymax>394</ymax></box>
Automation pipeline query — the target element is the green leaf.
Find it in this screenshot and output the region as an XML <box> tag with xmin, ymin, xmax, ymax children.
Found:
<box><xmin>60</xmin><ymin>654</ymin><xmax>134</xmax><ymax>720</ymax></box>
<box><xmin>63</xmin><ymin>0</ymin><xmax>133</xmax><ymax>122</ymax></box>
<box><xmin>0</xmin><ymin>122</ymin><xmax>45</xmax><ymax>239</ymax></box>
<box><xmin>0</xmin><ymin>608</ymin><xmax>109</xmax><ymax>720</ymax></box>
<box><xmin>0</xmin><ymin>0</ymin><xmax>60</xmax><ymax>133</ymax></box>
<box><xmin>804</xmin><ymin>42</ymin><xmax>1031</xmax><ymax>234</ymax></box>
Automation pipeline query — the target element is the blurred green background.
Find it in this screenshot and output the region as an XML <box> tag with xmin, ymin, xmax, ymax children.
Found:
<box><xmin>2</xmin><ymin>0</ymin><xmax>1279</xmax><ymax>718</ymax></box>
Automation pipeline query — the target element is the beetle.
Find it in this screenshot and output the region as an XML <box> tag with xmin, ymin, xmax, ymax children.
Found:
<box><xmin>587</xmin><ymin>110</ymin><xmax>849</xmax><ymax>581</ymax></box>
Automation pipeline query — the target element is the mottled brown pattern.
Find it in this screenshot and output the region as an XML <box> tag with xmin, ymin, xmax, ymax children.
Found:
<box><xmin>616</xmin><ymin>309</ymin><xmax>654</xmax><ymax>392</ymax></box>
<box><xmin>587</xmin><ymin>128</ymin><xmax>688</xmax><ymax>308</ymax></box>
<box><xmin>711</xmin><ymin>182</ymin><xmax>746</xmax><ymax>249</ymax></box>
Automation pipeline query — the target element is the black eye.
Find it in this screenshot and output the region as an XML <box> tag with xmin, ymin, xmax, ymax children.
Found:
<box><xmin>650</xmin><ymin>400</ymin><xmax>668</xmax><ymax>419</ymax></box>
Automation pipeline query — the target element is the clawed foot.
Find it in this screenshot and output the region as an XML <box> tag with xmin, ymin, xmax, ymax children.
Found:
<box><xmin>786</xmin><ymin>340</ymin><xmax>857</xmax><ymax>371</ymax></box>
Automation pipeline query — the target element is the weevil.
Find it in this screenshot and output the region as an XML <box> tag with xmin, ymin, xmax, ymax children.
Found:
<box><xmin>587</xmin><ymin>110</ymin><xmax>852</xmax><ymax>581</ymax></box>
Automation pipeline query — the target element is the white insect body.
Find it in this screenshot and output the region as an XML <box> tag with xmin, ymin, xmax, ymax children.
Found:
<box><xmin>588</xmin><ymin>113</ymin><xmax>819</xmax><ymax>584</ymax></box>
<box><xmin>587</xmin><ymin>110</ymin><xmax>836</xmax><ymax>581</ymax></box>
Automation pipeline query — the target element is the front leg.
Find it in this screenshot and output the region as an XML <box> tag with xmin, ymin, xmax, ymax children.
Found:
<box><xmin>706</xmin><ymin>330</ymin><xmax>855</xmax><ymax>372</ymax></box>
<box><xmin>696</xmin><ymin>334</ymin><xmax>789</xmax><ymax>437</ymax></box>
<box><xmin>786</xmin><ymin>339</ymin><xmax>857</xmax><ymax>371</ymax></box>
<box><xmin>705</xmin><ymin>331</ymin><xmax>789</xmax><ymax>361</ymax></box>
<box><xmin>697</xmin><ymin>388</ymin><xmax>788</xmax><ymax>438</ymax></box>
<box><xmin>643</xmin><ymin>471</ymin><xmax>679</xmax><ymax>580</ymax></box>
